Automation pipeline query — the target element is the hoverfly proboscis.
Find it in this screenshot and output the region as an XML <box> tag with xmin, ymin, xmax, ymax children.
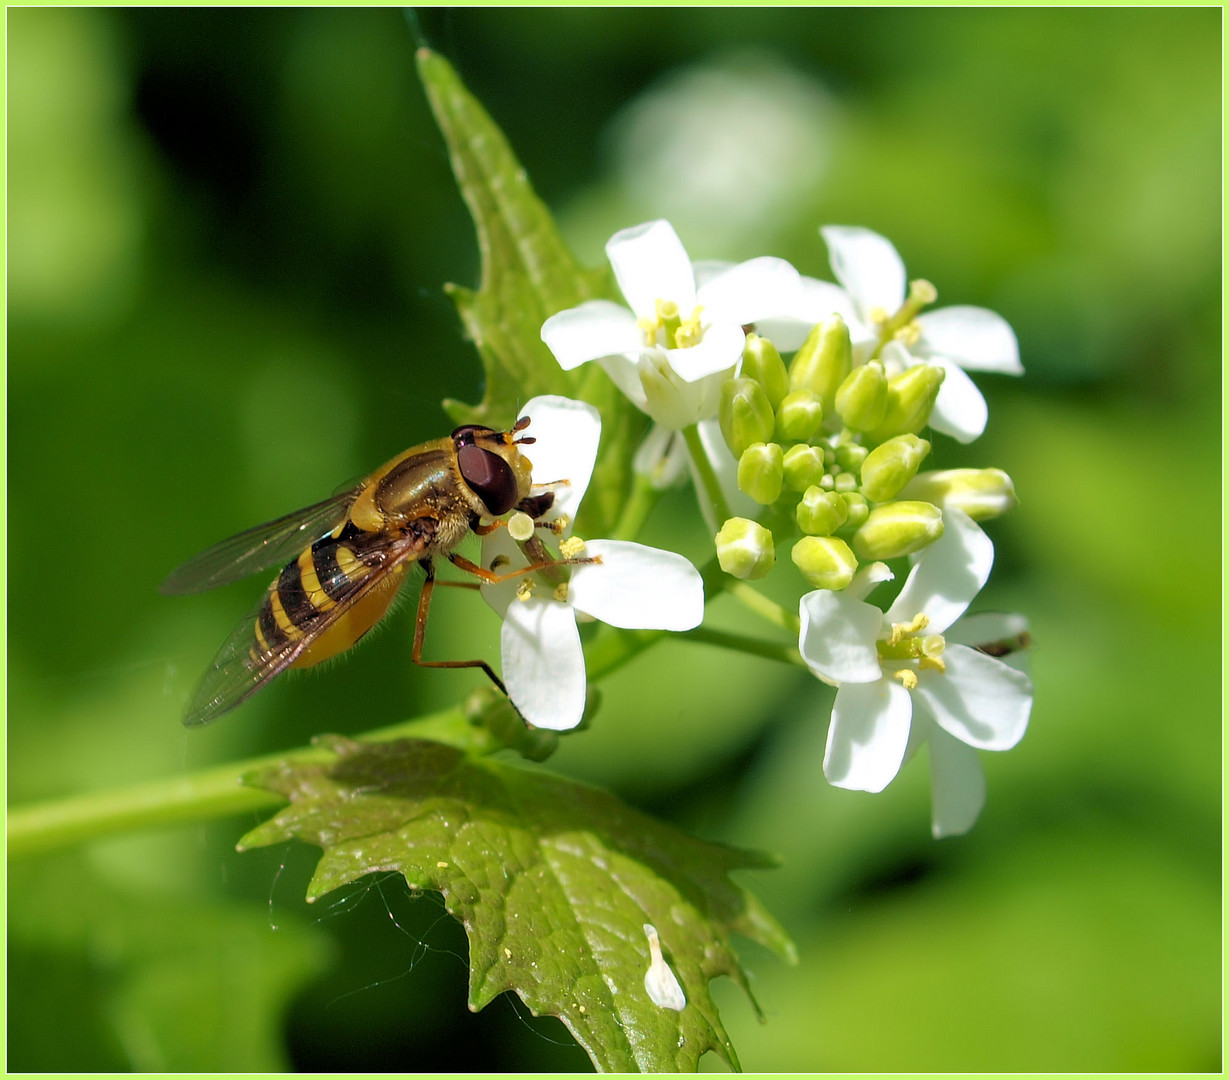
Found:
<box><xmin>162</xmin><ymin>418</ymin><xmax>582</xmax><ymax>727</ymax></box>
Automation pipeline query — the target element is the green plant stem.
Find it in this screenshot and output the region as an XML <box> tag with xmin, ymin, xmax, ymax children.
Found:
<box><xmin>728</xmin><ymin>582</ymin><xmax>802</xmax><ymax>634</ymax></box>
<box><xmin>677</xmin><ymin>626</ymin><xmax>804</xmax><ymax>668</ymax></box>
<box><xmin>682</xmin><ymin>423</ymin><xmax>732</xmax><ymax>527</ymax></box>
<box><xmin>7</xmin><ymin>705</ymin><xmax>482</xmax><ymax>860</ymax></box>
<box><xmin>609</xmin><ymin>472</ymin><xmax>661</xmax><ymax>543</ymax></box>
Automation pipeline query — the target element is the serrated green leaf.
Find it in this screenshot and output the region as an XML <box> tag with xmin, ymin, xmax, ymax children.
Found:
<box><xmin>239</xmin><ymin>736</ymin><xmax>795</xmax><ymax>1073</ymax></box>
<box><xmin>416</xmin><ymin>47</ymin><xmax>612</xmax><ymax>429</ymax></box>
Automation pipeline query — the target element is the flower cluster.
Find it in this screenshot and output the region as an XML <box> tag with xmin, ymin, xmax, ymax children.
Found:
<box><xmin>513</xmin><ymin>220</ymin><xmax>1033</xmax><ymax>836</ymax></box>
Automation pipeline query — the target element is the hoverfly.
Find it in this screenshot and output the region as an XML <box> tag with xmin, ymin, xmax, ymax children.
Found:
<box><xmin>162</xmin><ymin>418</ymin><xmax>568</xmax><ymax>727</ymax></box>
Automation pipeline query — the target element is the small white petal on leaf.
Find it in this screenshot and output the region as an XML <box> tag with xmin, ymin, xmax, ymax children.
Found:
<box><xmin>642</xmin><ymin>924</ymin><xmax>686</xmax><ymax>1012</ymax></box>
<box><xmin>824</xmin><ymin>678</ymin><xmax>912</xmax><ymax>792</ymax></box>
<box><xmin>568</xmin><ymin>540</ymin><xmax>704</xmax><ymax>631</ymax></box>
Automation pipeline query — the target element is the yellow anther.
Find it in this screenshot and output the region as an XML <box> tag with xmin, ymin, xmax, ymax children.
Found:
<box><xmin>887</xmin><ymin>612</ymin><xmax>930</xmax><ymax>644</ymax></box>
<box><xmin>918</xmin><ymin>655</ymin><xmax>947</xmax><ymax>674</ymax></box>
<box><xmin>559</xmin><ymin>536</ymin><xmax>587</xmax><ymax>559</ymax></box>
<box><xmin>893</xmin><ymin>668</ymin><xmax>919</xmax><ymax>690</ymax></box>
<box><xmin>553</xmin><ymin>582</ymin><xmax>570</xmax><ymax>603</ymax></box>
<box><xmin>516</xmin><ymin>579</ymin><xmax>535</xmax><ymax>602</ymax></box>
<box><xmin>868</xmin><ymin>305</ymin><xmax>890</xmax><ymax>327</ymax></box>
<box><xmin>893</xmin><ymin>321</ymin><xmax>921</xmax><ymax>346</ymax></box>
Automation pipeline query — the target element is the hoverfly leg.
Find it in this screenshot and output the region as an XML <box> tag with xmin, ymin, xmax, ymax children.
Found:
<box><xmin>412</xmin><ymin>557</ymin><xmax>508</xmax><ymax>695</ymax></box>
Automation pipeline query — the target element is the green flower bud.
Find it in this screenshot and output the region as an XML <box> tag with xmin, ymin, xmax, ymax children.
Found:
<box><xmin>790</xmin><ymin>314</ymin><xmax>851</xmax><ymax>412</ymax></box>
<box><xmin>859</xmin><ymin>434</ymin><xmax>932</xmax><ymax>503</ymax></box>
<box><xmin>851</xmin><ymin>500</ymin><xmax>944</xmax><ymax>560</ymax></box>
<box><xmin>782</xmin><ymin>443</ymin><xmax>827</xmax><ymax>493</ymax></box>
<box><xmin>737</xmin><ymin>442</ymin><xmax>784</xmax><ymax>505</ymax></box>
<box><xmin>835</xmin><ymin>361</ymin><xmax>888</xmax><ymax>432</ymax></box>
<box><xmin>741</xmin><ymin>334</ymin><xmax>790</xmax><ymax>410</ymax></box>
<box><xmin>796</xmin><ymin>486</ymin><xmax>848</xmax><ymax>536</ymax></box>
<box><xmin>834</xmin><ymin>440</ymin><xmax>868</xmax><ymax>474</ymax></box>
<box><xmin>834</xmin><ymin>471</ymin><xmax>857</xmax><ymax>493</ymax></box>
<box><xmin>719</xmin><ymin>377</ymin><xmax>775</xmax><ymax>458</ymax></box>
<box><xmin>898</xmin><ymin>467</ymin><xmax>1017</xmax><ymax>521</ymax></box>
<box><xmin>774</xmin><ymin>389</ymin><xmax>824</xmax><ymax>443</ymax></box>
<box><xmin>840</xmin><ymin>491</ymin><xmax>870</xmax><ymax>532</ymax></box>
<box><xmin>715</xmin><ymin>517</ymin><xmax>776</xmax><ymax>580</ymax></box>
<box><xmin>791</xmin><ymin>535</ymin><xmax>858</xmax><ymax>590</ymax></box>
<box><xmin>866</xmin><ymin>363</ymin><xmax>945</xmax><ymax>443</ymax></box>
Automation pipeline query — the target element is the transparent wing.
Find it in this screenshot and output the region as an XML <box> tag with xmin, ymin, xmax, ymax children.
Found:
<box><xmin>181</xmin><ymin>530</ymin><xmax>428</xmax><ymax>727</ymax></box>
<box><xmin>161</xmin><ymin>488</ymin><xmax>360</xmax><ymax>595</ymax></box>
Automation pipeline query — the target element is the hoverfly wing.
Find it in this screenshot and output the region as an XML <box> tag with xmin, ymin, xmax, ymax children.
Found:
<box><xmin>161</xmin><ymin>489</ymin><xmax>360</xmax><ymax>596</ymax></box>
<box><xmin>180</xmin><ymin>528</ymin><xmax>428</xmax><ymax>726</ymax></box>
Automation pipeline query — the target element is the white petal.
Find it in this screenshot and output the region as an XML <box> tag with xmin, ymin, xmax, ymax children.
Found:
<box><xmin>567</xmin><ymin>540</ymin><xmax>704</xmax><ymax>631</ymax></box>
<box><xmin>596</xmin><ymin>353</ymin><xmax>650</xmax><ymax>413</ymax></box>
<box><xmin>501</xmin><ymin>597</ymin><xmax>587</xmax><ymax>731</ymax></box>
<box><xmin>947</xmin><ymin>612</ymin><xmax>1031</xmax><ymax>675</ymax></box>
<box><xmin>887</xmin><ymin>508</ymin><xmax>993</xmax><ymax>633</ymax></box>
<box><xmin>917</xmin><ymin>306</ymin><xmax>1022</xmax><ymax>375</ymax></box>
<box><xmin>925</xmin><ymin>725</ymin><xmax>987</xmax><ymax>838</ymax></box>
<box><xmin>824</xmin><ymin>678</ymin><xmax>912</xmax><ymax>792</ymax></box>
<box><xmin>821</xmin><ymin>225</ymin><xmax>906</xmax><ymax>319</ymax></box>
<box><xmin>517</xmin><ymin>395</ymin><xmax>601</xmax><ymax>522</ymax></box>
<box><xmin>480</xmin><ymin>528</ymin><xmax>525</xmax><ymax>617</ymax></box>
<box><xmin>632</xmin><ymin>423</ymin><xmax>690</xmax><ymax>490</ymax></box>
<box><xmin>607</xmin><ymin>220</ymin><xmax>696</xmax><ymax>320</ymax></box>
<box><xmin>636</xmin><ymin>354</ymin><xmax>722</xmax><ymax>430</ymax></box>
<box><xmin>925</xmin><ymin>356</ymin><xmax>989</xmax><ymax>443</ymax></box>
<box><xmin>946</xmin><ymin>612</ymin><xmax>1029</xmax><ymax>648</ymax></box>
<box><xmin>540</xmin><ymin>301</ymin><xmax>644</xmax><ymax>370</ymax></box>
<box><xmin>666</xmin><ymin>320</ymin><xmax>747</xmax><ymax>382</ymax></box>
<box><xmin>691</xmin><ymin>259</ymin><xmax>733</xmax><ymax>291</ymax></box>
<box><xmin>752</xmin><ymin>277</ymin><xmax>863</xmax><ymax>352</ymax></box>
<box><xmin>799</xmin><ymin>590</ymin><xmax>883</xmax><ymax>684</ymax></box>
<box><xmin>696</xmin><ymin>256</ymin><xmax>802</xmax><ymax>326</ymax></box>
<box><xmin>912</xmin><ymin>643</ymin><xmax>1032</xmax><ymax>751</ymax></box>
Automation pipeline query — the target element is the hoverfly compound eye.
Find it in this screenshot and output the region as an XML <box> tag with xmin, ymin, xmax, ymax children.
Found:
<box><xmin>450</xmin><ymin>424</ymin><xmax>496</xmax><ymax>448</ymax></box>
<box><xmin>457</xmin><ymin>444</ymin><xmax>518</xmax><ymax>515</ymax></box>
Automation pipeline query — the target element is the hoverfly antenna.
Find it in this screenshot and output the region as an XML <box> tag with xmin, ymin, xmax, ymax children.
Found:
<box><xmin>512</xmin><ymin>415</ymin><xmax>533</xmax><ymax>434</ymax></box>
<box><xmin>515</xmin><ymin>436</ymin><xmax>536</xmax><ymax>446</ymax></box>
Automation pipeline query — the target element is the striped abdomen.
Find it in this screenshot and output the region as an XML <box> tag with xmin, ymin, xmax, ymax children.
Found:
<box><xmin>250</xmin><ymin>521</ymin><xmax>413</xmax><ymax>670</ymax></box>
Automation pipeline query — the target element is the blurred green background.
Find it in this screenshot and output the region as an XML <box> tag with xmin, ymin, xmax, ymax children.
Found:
<box><xmin>7</xmin><ymin>7</ymin><xmax>1221</xmax><ymax>1072</ymax></box>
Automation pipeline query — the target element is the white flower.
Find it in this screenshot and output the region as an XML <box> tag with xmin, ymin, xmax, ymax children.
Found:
<box><xmin>767</xmin><ymin>226</ymin><xmax>1023</xmax><ymax>444</ymax></box>
<box><xmin>798</xmin><ymin>509</ymin><xmax>1033</xmax><ymax>837</ymax></box>
<box><xmin>540</xmin><ymin>220</ymin><xmax>803</xmax><ymax>430</ymax></box>
<box><xmin>482</xmin><ymin>395</ymin><xmax>705</xmax><ymax>731</ymax></box>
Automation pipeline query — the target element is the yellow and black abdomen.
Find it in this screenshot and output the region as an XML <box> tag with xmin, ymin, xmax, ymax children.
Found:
<box><xmin>250</xmin><ymin>521</ymin><xmax>412</xmax><ymax>670</ymax></box>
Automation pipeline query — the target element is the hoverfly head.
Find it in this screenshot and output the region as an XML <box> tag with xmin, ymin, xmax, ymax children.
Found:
<box><xmin>452</xmin><ymin>423</ymin><xmax>533</xmax><ymax>516</ymax></box>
